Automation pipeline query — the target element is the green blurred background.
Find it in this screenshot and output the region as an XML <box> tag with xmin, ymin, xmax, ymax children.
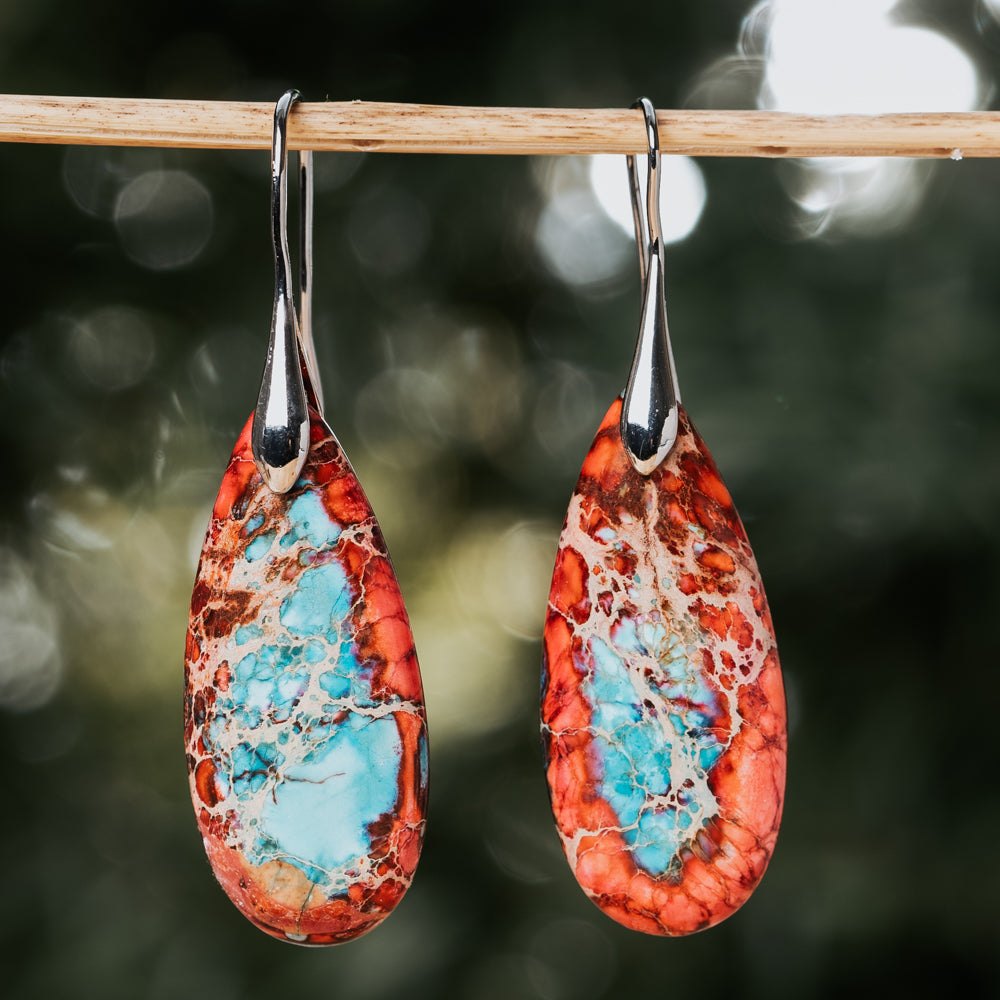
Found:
<box><xmin>1</xmin><ymin>0</ymin><xmax>999</xmax><ymax>996</ymax></box>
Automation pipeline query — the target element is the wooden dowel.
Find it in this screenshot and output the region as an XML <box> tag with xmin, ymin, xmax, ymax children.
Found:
<box><xmin>0</xmin><ymin>94</ymin><xmax>999</xmax><ymax>157</ymax></box>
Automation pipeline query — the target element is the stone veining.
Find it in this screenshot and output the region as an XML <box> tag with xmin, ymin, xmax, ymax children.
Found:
<box><xmin>542</xmin><ymin>398</ymin><xmax>786</xmax><ymax>935</ymax></box>
<box><xmin>185</xmin><ymin>410</ymin><xmax>428</xmax><ymax>945</ymax></box>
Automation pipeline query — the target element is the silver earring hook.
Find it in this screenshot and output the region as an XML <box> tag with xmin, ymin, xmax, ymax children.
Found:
<box><xmin>620</xmin><ymin>97</ymin><xmax>681</xmax><ymax>476</ymax></box>
<box><xmin>626</xmin><ymin>145</ymin><xmax>649</xmax><ymax>285</ymax></box>
<box><xmin>298</xmin><ymin>148</ymin><xmax>325</xmax><ymax>414</ymax></box>
<box><xmin>252</xmin><ymin>89</ymin><xmax>311</xmax><ymax>494</ymax></box>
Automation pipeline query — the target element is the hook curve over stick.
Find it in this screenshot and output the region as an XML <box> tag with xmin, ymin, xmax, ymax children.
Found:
<box><xmin>252</xmin><ymin>89</ymin><xmax>322</xmax><ymax>493</ymax></box>
<box><xmin>620</xmin><ymin>96</ymin><xmax>681</xmax><ymax>476</ymax></box>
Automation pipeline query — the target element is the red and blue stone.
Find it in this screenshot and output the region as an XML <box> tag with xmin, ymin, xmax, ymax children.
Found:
<box><xmin>541</xmin><ymin>398</ymin><xmax>786</xmax><ymax>935</ymax></box>
<box><xmin>185</xmin><ymin>410</ymin><xmax>428</xmax><ymax>945</ymax></box>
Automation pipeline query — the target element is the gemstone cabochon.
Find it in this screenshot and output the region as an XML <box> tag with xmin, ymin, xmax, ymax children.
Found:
<box><xmin>542</xmin><ymin>398</ymin><xmax>786</xmax><ymax>935</ymax></box>
<box><xmin>185</xmin><ymin>411</ymin><xmax>428</xmax><ymax>945</ymax></box>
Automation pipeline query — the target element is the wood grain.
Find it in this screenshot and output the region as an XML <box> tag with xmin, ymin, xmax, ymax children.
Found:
<box><xmin>0</xmin><ymin>95</ymin><xmax>998</xmax><ymax>156</ymax></box>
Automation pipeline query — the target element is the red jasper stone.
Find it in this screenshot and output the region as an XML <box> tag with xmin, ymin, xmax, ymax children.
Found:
<box><xmin>541</xmin><ymin>398</ymin><xmax>786</xmax><ymax>935</ymax></box>
<box><xmin>185</xmin><ymin>411</ymin><xmax>428</xmax><ymax>945</ymax></box>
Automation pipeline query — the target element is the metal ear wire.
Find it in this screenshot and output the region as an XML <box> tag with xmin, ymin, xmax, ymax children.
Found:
<box><xmin>252</xmin><ymin>89</ymin><xmax>311</xmax><ymax>494</ymax></box>
<box><xmin>620</xmin><ymin>97</ymin><xmax>681</xmax><ymax>475</ymax></box>
<box><xmin>298</xmin><ymin>148</ymin><xmax>324</xmax><ymax>415</ymax></box>
<box><xmin>626</xmin><ymin>150</ymin><xmax>649</xmax><ymax>285</ymax></box>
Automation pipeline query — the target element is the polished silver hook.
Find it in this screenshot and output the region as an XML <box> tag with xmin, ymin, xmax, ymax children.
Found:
<box><xmin>252</xmin><ymin>89</ymin><xmax>313</xmax><ymax>494</ymax></box>
<box><xmin>620</xmin><ymin>97</ymin><xmax>681</xmax><ymax>476</ymax></box>
<box><xmin>298</xmin><ymin>148</ymin><xmax>324</xmax><ymax>414</ymax></box>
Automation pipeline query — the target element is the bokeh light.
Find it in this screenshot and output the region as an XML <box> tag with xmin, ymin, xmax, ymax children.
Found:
<box><xmin>29</xmin><ymin>483</ymin><xmax>193</xmax><ymax>700</ymax></box>
<box><xmin>534</xmin><ymin>154</ymin><xmax>706</xmax><ymax>288</ymax></box>
<box><xmin>757</xmin><ymin>0</ymin><xmax>978</xmax><ymax>114</ymax></box>
<box><xmin>531</xmin><ymin>361</ymin><xmax>598</xmax><ymax>468</ymax></box>
<box><xmin>589</xmin><ymin>154</ymin><xmax>706</xmax><ymax>245</ymax></box>
<box><xmin>534</xmin><ymin>165</ymin><xmax>630</xmax><ymax>287</ymax></box>
<box><xmin>62</xmin><ymin>146</ymin><xmax>163</xmax><ymax>218</ymax></box>
<box><xmin>715</xmin><ymin>0</ymin><xmax>984</xmax><ymax>235</ymax></box>
<box><xmin>114</xmin><ymin>169</ymin><xmax>214</xmax><ymax>269</ymax></box>
<box><xmin>69</xmin><ymin>305</ymin><xmax>156</xmax><ymax>391</ymax></box>
<box><xmin>408</xmin><ymin>515</ymin><xmax>558</xmax><ymax>744</ymax></box>
<box><xmin>355</xmin><ymin>313</ymin><xmax>526</xmax><ymax>463</ymax></box>
<box><xmin>0</xmin><ymin>549</ymin><xmax>62</xmax><ymax>712</ymax></box>
<box><xmin>348</xmin><ymin>185</ymin><xmax>431</xmax><ymax>276</ymax></box>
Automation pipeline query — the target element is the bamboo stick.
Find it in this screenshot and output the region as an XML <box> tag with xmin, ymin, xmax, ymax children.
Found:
<box><xmin>0</xmin><ymin>94</ymin><xmax>998</xmax><ymax>157</ymax></box>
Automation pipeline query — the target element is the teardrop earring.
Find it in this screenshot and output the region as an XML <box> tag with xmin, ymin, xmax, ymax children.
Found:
<box><xmin>540</xmin><ymin>98</ymin><xmax>787</xmax><ymax>936</ymax></box>
<box><xmin>184</xmin><ymin>90</ymin><xmax>429</xmax><ymax>946</ymax></box>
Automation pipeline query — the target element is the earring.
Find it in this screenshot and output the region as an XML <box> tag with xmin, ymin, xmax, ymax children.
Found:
<box><xmin>540</xmin><ymin>98</ymin><xmax>787</xmax><ymax>936</ymax></box>
<box><xmin>184</xmin><ymin>90</ymin><xmax>428</xmax><ymax>946</ymax></box>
